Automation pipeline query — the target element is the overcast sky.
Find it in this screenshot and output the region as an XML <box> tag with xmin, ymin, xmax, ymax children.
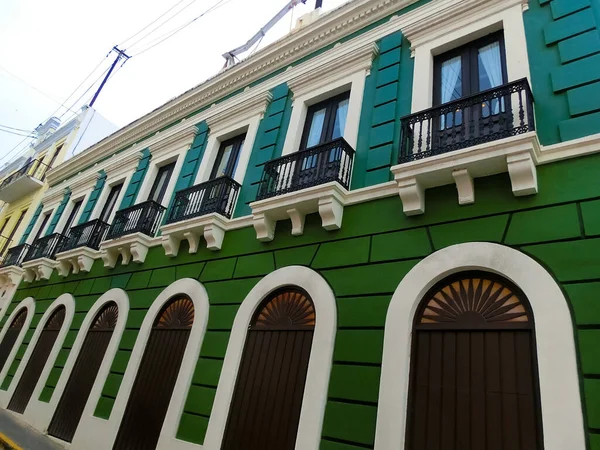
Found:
<box><xmin>0</xmin><ymin>0</ymin><xmax>350</xmax><ymax>165</ymax></box>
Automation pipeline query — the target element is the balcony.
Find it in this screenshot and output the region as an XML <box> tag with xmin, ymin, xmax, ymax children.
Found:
<box><xmin>391</xmin><ymin>79</ymin><xmax>540</xmax><ymax>216</ymax></box>
<box><xmin>0</xmin><ymin>159</ymin><xmax>50</xmax><ymax>203</ymax></box>
<box><xmin>54</xmin><ymin>220</ymin><xmax>111</xmax><ymax>276</ymax></box>
<box><xmin>160</xmin><ymin>176</ymin><xmax>241</xmax><ymax>257</ymax></box>
<box><xmin>23</xmin><ymin>233</ymin><xmax>66</xmax><ymax>262</ymax></box>
<box><xmin>106</xmin><ymin>200</ymin><xmax>166</xmax><ymax>241</ymax></box>
<box><xmin>0</xmin><ymin>244</ymin><xmax>30</xmax><ymax>268</ymax></box>
<box><xmin>256</xmin><ymin>137</ymin><xmax>354</xmax><ymax>201</ymax></box>
<box><xmin>250</xmin><ymin>138</ymin><xmax>355</xmax><ymax>241</ymax></box>
<box><xmin>167</xmin><ymin>176</ymin><xmax>240</xmax><ymax>224</ymax></box>
<box><xmin>101</xmin><ymin>201</ymin><xmax>166</xmax><ymax>268</ymax></box>
<box><xmin>0</xmin><ymin>235</ymin><xmax>12</xmax><ymax>262</ymax></box>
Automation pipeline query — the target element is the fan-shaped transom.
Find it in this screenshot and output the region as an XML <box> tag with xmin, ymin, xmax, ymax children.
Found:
<box><xmin>417</xmin><ymin>273</ymin><xmax>531</xmax><ymax>329</ymax></box>
<box><xmin>154</xmin><ymin>297</ymin><xmax>195</xmax><ymax>329</ymax></box>
<box><xmin>253</xmin><ymin>288</ymin><xmax>315</xmax><ymax>329</ymax></box>
<box><xmin>91</xmin><ymin>302</ymin><xmax>119</xmax><ymax>330</ymax></box>
<box><xmin>9</xmin><ymin>308</ymin><xmax>27</xmax><ymax>329</ymax></box>
<box><xmin>45</xmin><ymin>306</ymin><xmax>66</xmax><ymax>330</ymax></box>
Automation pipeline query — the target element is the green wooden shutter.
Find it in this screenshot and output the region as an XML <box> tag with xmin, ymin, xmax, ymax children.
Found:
<box><xmin>19</xmin><ymin>203</ymin><xmax>43</xmax><ymax>244</ymax></box>
<box><xmin>162</xmin><ymin>122</ymin><xmax>209</xmax><ymax>223</ymax></box>
<box><xmin>46</xmin><ymin>189</ymin><xmax>72</xmax><ymax>235</ymax></box>
<box><xmin>119</xmin><ymin>148</ymin><xmax>152</xmax><ymax>209</ymax></box>
<box><xmin>78</xmin><ymin>170</ymin><xmax>107</xmax><ymax>224</ymax></box>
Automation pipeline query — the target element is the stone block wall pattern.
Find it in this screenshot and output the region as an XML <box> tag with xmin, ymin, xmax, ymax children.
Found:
<box><xmin>2</xmin><ymin>153</ymin><xmax>600</xmax><ymax>448</ymax></box>
<box><xmin>78</xmin><ymin>170</ymin><xmax>106</xmax><ymax>225</ymax></box>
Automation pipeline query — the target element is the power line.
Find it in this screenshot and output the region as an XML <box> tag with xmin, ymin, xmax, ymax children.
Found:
<box><xmin>0</xmin><ymin>128</ymin><xmax>36</xmax><ymax>138</ymax></box>
<box><xmin>0</xmin><ymin>123</ymin><xmax>35</xmax><ymax>133</ymax></box>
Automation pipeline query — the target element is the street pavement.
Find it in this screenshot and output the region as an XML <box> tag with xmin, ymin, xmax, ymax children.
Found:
<box><xmin>0</xmin><ymin>408</ymin><xmax>63</xmax><ymax>450</ymax></box>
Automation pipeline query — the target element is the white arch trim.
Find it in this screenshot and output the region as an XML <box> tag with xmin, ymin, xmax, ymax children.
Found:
<box><xmin>374</xmin><ymin>242</ymin><xmax>586</xmax><ymax>450</ymax></box>
<box><xmin>41</xmin><ymin>289</ymin><xmax>128</xmax><ymax>441</ymax></box>
<box><xmin>0</xmin><ymin>294</ymin><xmax>74</xmax><ymax>413</ymax></box>
<box><xmin>76</xmin><ymin>278</ymin><xmax>210</xmax><ymax>450</ymax></box>
<box><xmin>203</xmin><ymin>265</ymin><xmax>337</xmax><ymax>450</ymax></box>
<box><xmin>0</xmin><ymin>297</ymin><xmax>35</xmax><ymax>388</ymax></box>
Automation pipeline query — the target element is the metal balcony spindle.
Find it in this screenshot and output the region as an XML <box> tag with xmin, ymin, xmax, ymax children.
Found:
<box><xmin>398</xmin><ymin>78</ymin><xmax>535</xmax><ymax>164</ymax></box>
<box><xmin>167</xmin><ymin>176</ymin><xmax>241</xmax><ymax>224</ymax></box>
<box><xmin>0</xmin><ymin>159</ymin><xmax>51</xmax><ymax>191</ymax></box>
<box><xmin>24</xmin><ymin>233</ymin><xmax>66</xmax><ymax>262</ymax></box>
<box><xmin>106</xmin><ymin>201</ymin><xmax>166</xmax><ymax>240</ymax></box>
<box><xmin>59</xmin><ymin>219</ymin><xmax>111</xmax><ymax>253</ymax></box>
<box><xmin>0</xmin><ymin>244</ymin><xmax>31</xmax><ymax>267</ymax></box>
<box><xmin>256</xmin><ymin>137</ymin><xmax>355</xmax><ymax>201</ymax></box>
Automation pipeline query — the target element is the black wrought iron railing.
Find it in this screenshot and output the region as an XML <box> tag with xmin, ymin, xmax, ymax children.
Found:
<box><xmin>23</xmin><ymin>233</ymin><xmax>66</xmax><ymax>262</ymax></box>
<box><xmin>106</xmin><ymin>200</ymin><xmax>166</xmax><ymax>241</ymax></box>
<box><xmin>0</xmin><ymin>235</ymin><xmax>12</xmax><ymax>261</ymax></box>
<box><xmin>59</xmin><ymin>219</ymin><xmax>110</xmax><ymax>253</ymax></box>
<box><xmin>0</xmin><ymin>244</ymin><xmax>30</xmax><ymax>267</ymax></box>
<box><xmin>167</xmin><ymin>176</ymin><xmax>241</xmax><ymax>224</ymax></box>
<box><xmin>398</xmin><ymin>78</ymin><xmax>535</xmax><ymax>164</ymax></box>
<box><xmin>256</xmin><ymin>137</ymin><xmax>355</xmax><ymax>201</ymax></box>
<box><xmin>0</xmin><ymin>159</ymin><xmax>51</xmax><ymax>190</ymax></box>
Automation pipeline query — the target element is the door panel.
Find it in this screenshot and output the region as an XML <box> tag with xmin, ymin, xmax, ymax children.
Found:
<box><xmin>0</xmin><ymin>308</ymin><xmax>27</xmax><ymax>373</ymax></box>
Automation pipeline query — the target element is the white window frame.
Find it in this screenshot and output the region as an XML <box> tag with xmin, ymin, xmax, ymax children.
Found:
<box><xmin>374</xmin><ymin>242</ymin><xmax>586</xmax><ymax>450</ymax></box>
<box><xmin>203</xmin><ymin>266</ymin><xmax>337</xmax><ymax>450</ymax></box>
<box><xmin>406</xmin><ymin>0</ymin><xmax>531</xmax><ymax>113</ymax></box>
<box><xmin>27</xmin><ymin>207</ymin><xmax>54</xmax><ymax>244</ymax></box>
<box><xmin>137</xmin><ymin>153</ymin><xmax>183</xmax><ymax>209</ymax></box>
<box><xmin>55</xmin><ymin>194</ymin><xmax>88</xmax><ymax>235</ymax></box>
<box><xmin>91</xmin><ymin>174</ymin><xmax>131</xmax><ymax>224</ymax></box>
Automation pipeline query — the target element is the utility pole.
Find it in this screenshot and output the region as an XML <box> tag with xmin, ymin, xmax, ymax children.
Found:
<box><xmin>89</xmin><ymin>46</ymin><xmax>131</xmax><ymax>107</ymax></box>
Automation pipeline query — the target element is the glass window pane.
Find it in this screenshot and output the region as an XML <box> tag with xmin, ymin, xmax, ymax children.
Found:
<box><xmin>440</xmin><ymin>56</ymin><xmax>462</xmax><ymax>103</ymax></box>
<box><xmin>478</xmin><ymin>41</ymin><xmax>503</xmax><ymax>116</ymax></box>
<box><xmin>332</xmin><ymin>98</ymin><xmax>349</xmax><ymax>139</ymax></box>
<box><xmin>306</xmin><ymin>108</ymin><xmax>326</xmax><ymax>147</ymax></box>
<box><xmin>214</xmin><ymin>144</ymin><xmax>233</xmax><ymax>178</ymax></box>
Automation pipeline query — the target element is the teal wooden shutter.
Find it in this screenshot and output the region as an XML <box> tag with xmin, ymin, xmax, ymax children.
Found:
<box><xmin>46</xmin><ymin>189</ymin><xmax>72</xmax><ymax>235</ymax></box>
<box><xmin>162</xmin><ymin>122</ymin><xmax>209</xmax><ymax>223</ymax></box>
<box><xmin>119</xmin><ymin>148</ymin><xmax>152</xmax><ymax>209</ymax></box>
<box><xmin>78</xmin><ymin>170</ymin><xmax>107</xmax><ymax>224</ymax></box>
<box><xmin>19</xmin><ymin>203</ymin><xmax>43</xmax><ymax>244</ymax></box>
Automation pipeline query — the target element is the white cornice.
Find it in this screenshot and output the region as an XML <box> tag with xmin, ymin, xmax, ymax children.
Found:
<box><xmin>205</xmin><ymin>90</ymin><xmax>273</xmax><ymax>133</ymax></box>
<box><xmin>43</xmin><ymin>186</ymin><xmax>70</xmax><ymax>206</ymax></box>
<box><xmin>150</xmin><ymin>125</ymin><xmax>199</xmax><ymax>158</ymax></box>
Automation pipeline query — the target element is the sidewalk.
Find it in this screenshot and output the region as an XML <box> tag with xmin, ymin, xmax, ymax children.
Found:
<box><xmin>0</xmin><ymin>409</ymin><xmax>63</xmax><ymax>450</ymax></box>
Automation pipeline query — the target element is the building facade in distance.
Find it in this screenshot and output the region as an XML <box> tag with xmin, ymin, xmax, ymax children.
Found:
<box><xmin>0</xmin><ymin>0</ymin><xmax>598</xmax><ymax>449</ymax></box>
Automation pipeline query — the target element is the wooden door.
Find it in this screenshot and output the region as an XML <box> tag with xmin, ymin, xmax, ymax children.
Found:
<box><xmin>405</xmin><ymin>273</ymin><xmax>543</xmax><ymax>450</ymax></box>
<box><xmin>48</xmin><ymin>303</ymin><xmax>118</xmax><ymax>442</ymax></box>
<box><xmin>222</xmin><ymin>289</ymin><xmax>315</xmax><ymax>450</ymax></box>
<box><xmin>0</xmin><ymin>308</ymin><xmax>27</xmax><ymax>373</ymax></box>
<box><xmin>8</xmin><ymin>306</ymin><xmax>66</xmax><ymax>414</ymax></box>
<box><xmin>112</xmin><ymin>297</ymin><xmax>194</xmax><ymax>450</ymax></box>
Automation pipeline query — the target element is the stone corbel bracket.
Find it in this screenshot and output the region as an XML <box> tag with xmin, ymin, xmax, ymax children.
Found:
<box><xmin>100</xmin><ymin>233</ymin><xmax>154</xmax><ymax>268</ymax></box>
<box><xmin>21</xmin><ymin>258</ymin><xmax>56</xmax><ymax>282</ymax></box>
<box><xmin>0</xmin><ymin>266</ymin><xmax>24</xmax><ymax>289</ymax></box>
<box><xmin>55</xmin><ymin>247</ymin><xmax>101</xmax><ymax>277</ymax></box>
<box><xmin>250</xmin><ymin>182</ymin><xmax>346</xmax><ymax>242</ymax></box>
<box><xmin>160</xmin><ymin>214</ymin><xmax>228</xmax><ymax>257</ymax></box>
<box><xmin>391</xmin><ymin>132</ymin><xmax>540</xmax><ymax>216</ymax></box>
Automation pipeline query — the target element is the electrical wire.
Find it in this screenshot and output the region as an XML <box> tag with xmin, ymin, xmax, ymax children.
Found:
<box><xmin>131</xmin><ymin>0</ymin><xmax>229</xmax><ymax>57</ymax></box>
<box><xmin>0</xmin><ymin>123</ymin><xmax>35</xmax><ymax>133</ymax></box>
<box><xmin>0</xmin><ymin>128</ymin><xmax>36</xmax><ymax>138</ymax></box>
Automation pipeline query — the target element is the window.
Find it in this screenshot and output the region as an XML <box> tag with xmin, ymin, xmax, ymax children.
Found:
<box><xmin>3</xmin><ymin>211</ymin><xmax>26</xmax><ymax>254</ymax></box>
<box><xmin>32</xmin><ymin>211</ymin><xmax>52</xmax><ymax>242</ymax></box>
<box><xmin>300</xmin><ymin>92</ymin><xmax>350</xmax><ymax>150</ymax></box>
<box><xmin>147</xmin><ymin>162</ymin><xmax>175</xmax><ymax>204</ymax></box>
<box><xmin>210</xmin><ymin>134</ymin><xmax>246</xmax><ymax>179</ymax></box>
<box><xmin>61</xmin><ymin>200</ymin><xmax>83</xmax><ymax>234</ymax></box>
<box><xmin>98</xmin><ymin>183</ymin><xmax>123</xmax><ymax>223</ymax></box>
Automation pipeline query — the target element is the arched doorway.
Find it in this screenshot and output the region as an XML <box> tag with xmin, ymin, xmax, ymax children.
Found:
<box><xmin>112</xmin><ymin>296</ymin><xmax>194</xmax><ymax>450</ymax></box>
<box><xmin>8</xmin><ymin>305</ymin><xmax>66</xmax><ymax>414</ymax></box>
<box><xmin>0</xmin><ymin>308</ymin><xmax>27</xmax><ymax>373</ymax></box>
<box><xmin>48</xmin><ymin>302</ymin><xmax>119</xmax><ymax>442</ymax></box>
<box><xmin>221</xmin><ymin>288</ymin><xmax>316</xmax><ymax>450</ymax></box>
<box><xmin>404</xmin><ymin>272</ymin><xmax>543</xmax><ymax>450</ymax></box>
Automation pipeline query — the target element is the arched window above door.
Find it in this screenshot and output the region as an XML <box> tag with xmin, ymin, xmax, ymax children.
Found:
<box><xmin>154</xmin><ymin>296</ymin><xmax>194</xmax><ymax>328</ymax></box>
<box><xmin>253</xmin><ymin>288</ymin><xmax>315</xmax><ymax>328</ymax></box>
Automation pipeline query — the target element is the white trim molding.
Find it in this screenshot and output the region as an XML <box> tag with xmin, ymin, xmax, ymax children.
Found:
<box><xmin>0</xmin><ymin>298</ymin><xmax>35</xmax><ymax>387</ymax></box>
<box><xmin>250</xmin><ymin>182</ymin><xmax>347</xmax><ymax>241</ymax></box>
<box><xmin>0</xmin><ymin>266</ymin><xmax>24</xmax><ymax>290</ymax></box>
<box><xmin>24</xmin><ymin>290</ymin><xmax>129</xmax><ymax>435</ymax></box>
<box><xmin>0</xmin><ymin>295</ymin><xmax>74</xmax><ymax>413</ymax></box>
<box><xmin>78</xmin><ymin>279</ymin><xmax>209</xmax><ymax>450</ymax></box>
<box><xmin>55</xmin><ymin>247</ymin><xmax>100</xmax><ymax>277</ymax></box>
<box><xmin>161</xmin><ymin>213</ymin><xmax>228</xmax><ymax>256</ymax></box>
<box><xmin>203</xmin><ymin>266</ymin><xmax>336</xmax><ymax>450</ymax></box>
<box><xmin>391</xmin><ymin>132</ymin><xmax>540</xmax><ymax>215</ymax></box>
<box><xmin>374</xmin><ymin>242</ymin><xmax>586</xmax><ymax>450</ymax></box>
<box><xmin>100</xmin><ymin>232</ymin><xmax>155</xmax><ymax>267</ymax></box>
<box><xmin>22</xmin><ymin>257</ymin><xmax>57</xmax><ymax>282</ymax></box>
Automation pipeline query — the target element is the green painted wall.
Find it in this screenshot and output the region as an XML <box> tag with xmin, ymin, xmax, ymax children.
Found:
<box><xmin>234</xmin><ymin>83</ymin><xmax>293</xmax><ymax>217</ymax></box>
<box><xmin>525</xmin><ymin>0</ymin><xmax>600</xmax><ymax>144</ymax></box>
<box><xmin>45</xmin><ymin>189</ymin><xmax>71</xmax><ymax>236</ymax></box>
<box><xmin>78</xmin><ymin>170</ymin><xmax>106</xmax><ymax>225</ymax></box>
<box><xmin>119</xmin><ymin>148</ymin><xmax>152</xmax><ymax>209</ymax></box>
<box><xmin>3</xmin><ymin>153</ymin><xmax>600</xmax><ymax>448</ymax></box>
<box><xmin>19</xmin><ymin>203</ymin><xmax>43</xmax><ymax>244</ymax></box>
